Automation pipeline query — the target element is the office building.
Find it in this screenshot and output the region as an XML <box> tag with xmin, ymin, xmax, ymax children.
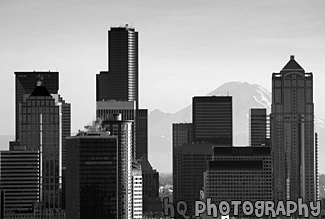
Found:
<box><xmin>172</xmin><ymin>123</ymin><xmax>193</xmax><ymax>149</ymax></box>
<box><xmin>96</xmin><ymin>25</ymin><xmax>148</xmax><ymax>160</ymax></box>
<box><xmin>173</xmin><ymin>143</ymin><xmax>214</xmax><ymax>218</ymax></box>
<box><xmin>132</xmin><ymin>162</ymin><xmax>142</xmax><ymax>219</ymax></box>
<box><xmin>96</xmin><ymin>25</ymin><xmax>138</xmax><ymax>106</ymax></box>
<box><xmin>14</xmin><ymin>72</ymin><xmax>59</xmax><ymax>141</ymax></box>
<box><xmin>193</xmin><ymin>96</ymin><xmax>232</xmax><ymax>145</ymax></box>
<box><xmin>66</xmin><ymin>133</ymin><xmax>118</xmax><ymax>219</ymax></box>
<box><xmin>249</xmin><ymin>108</ymin><xmax>268</xmax><ymax>146</ymax></box>
<box><xmin>102</xmin><ymin>114</ymin><xmax>133</xmax><ymax>219</ymax></box>
<box><xmin>172</xmin><ymin>123</ymin><xmax>193</xmax><ymax>206</ymax></box>
<box><xmin>0</xmin><ymin>147</ymin><xmax>40</xmax><ymax>216</ymax></box>
<box><xmin>271</xmin><ymin>55</ymin><xmax>316</xmax><ymax>202</ymax></box>
<box><xmin>96</xmin><ymin>101</ymin><xmax>148</xmax><ymax>159</ymax></box>
<box><xmin>135</xmin><ymin>109</ymin><xmax>148</xmax><ymax>160</ymax></box>
<box><xmin>18</xmin><ymin>82</ymin><xmax>70</xmax><ymax>214</ymax></box>
<box><xmin>96</xmin><ymin>25</ymin><xmax>157</xmax><ymax>215</ymax></box>
<box><xmin>204</xmin><ymin>146</ymin><xmax>272</xmax><ymax>218</ymax></box>
<box><xmin>138</xmin><ymin>159</ymin><xmax>160</xmax><ymax>214</ymax></box>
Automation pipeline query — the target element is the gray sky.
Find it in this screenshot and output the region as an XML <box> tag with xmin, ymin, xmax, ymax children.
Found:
<box><xmin>1</xmin><ymin>0</ymin><xmax>325</xmax><ymax>135</ymax></box>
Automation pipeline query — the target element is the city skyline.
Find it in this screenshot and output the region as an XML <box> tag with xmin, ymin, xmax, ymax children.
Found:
<box><xmin>1</xmin><ymin>1</ymin><xmax>325</xmax><ymax>174</ymax></box>
<box><xmin>1</xmin><ymin>1</ymin><xmax>325</xmax><ymax>135</ymax></box>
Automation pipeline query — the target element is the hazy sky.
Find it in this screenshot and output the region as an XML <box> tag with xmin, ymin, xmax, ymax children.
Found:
<box><xmin>1</xmin><ymin>0</ymin><xmax>325</xmax><ymax>136</ymax></box>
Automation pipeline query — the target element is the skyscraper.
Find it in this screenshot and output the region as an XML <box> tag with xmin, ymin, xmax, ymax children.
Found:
<box><xmin>204</xmin><ymin>146</ymin><xmax>272</xmax><ymax>218</ymax></box>
<box><xmin>173</xmin><ymin>143</ymin><xmax>214</xmax><ymax>218</ymax></box>
<box><xmin>96</xmin><ymin>25</ymin><xmax>148</xmax><ymax>160</ymax></box>
<box><xmin>132</xmin><ymin>162</ymin><xmax>143</xmax><ymax>219</ymax></box>
<box><xmin>172</xmin><ymin>123</ymin><xmax>193</xmax><ymax>207</ymax></box>
<box><xmin>193</xmin><ymin>96</ymin><xmax>232</xmax><ymax>145</ymax></box>
<box><xmin>96</xmin><ymin>25</ymin><xmax>158</xmax><ymax>215</ymax></box>
<box><xmin>14</xmin><ymin>72</ymin><xmax>59</xmax><ymax>141</ymax></box>
<box><xmin>96</xmin><ymin>25</ymin><xmax>138</xmax><ymax>106</ymax></box>
<box><xmin>18</xmin><ymin>81</ymin><xmax>70</xmax><ymax>214</ymax></box>
<box><xmin>249</xmin><ymin>108</ymin><xmax>267</xmax><ymax>146</ymax></box>
<box><xmin>66</xmin><ymin>133</ymin><xmax>119</xmax><ymax>219</ymax></box>
<box><xmin>102</xmin><ymin>114</ymin><xmax>133</xmax><ymax>219</ymax></box>
<box><xmin>271</xmin><ymin>55</ymin><xmax>316</xmax><ymax>203</ymax></box>
<box><xmin>0</xmin><ymin>147</ymin><xmax>40</xmax><ymax>216</ymax></box>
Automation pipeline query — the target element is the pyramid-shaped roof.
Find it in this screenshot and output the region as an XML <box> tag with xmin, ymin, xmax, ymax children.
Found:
<box><xmin>30</xmin><ymin>84</ymin><xmax>51</xmax><ymax>97</ymax></box>
<box><xmin>282</xmin><ymin>55</ymin><xmax>304</xmax><ymax>71</ymax></box>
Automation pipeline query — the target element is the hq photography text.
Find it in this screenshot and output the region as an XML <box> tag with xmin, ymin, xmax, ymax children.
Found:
<box><xmin>163</xmin><ymin>197</ymin><xmax>321</xmax><ymax>218</ymax></box>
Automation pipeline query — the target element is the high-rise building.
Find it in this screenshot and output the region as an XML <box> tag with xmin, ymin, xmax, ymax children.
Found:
<box><xmin>96</xmin><ymin>25</ymin><xmax>138</xmax><ymax>106</ymax></box>
<box><xmin>193</xmin><ymin>96</ymin><xmax>232</xmax><ymax>145</ymax></box>
<box><xmin>204</xmin><ymin>146</ymin><xmax>272</xmax><ymax>218</ymax></box>
<box><xmin>172</xmin><ymin>123</ymin><xmax>192</xmax><ymax>206</ymax></box>
<box><xmin>96</xmin><ymin>101</ymin><xmax>148</xmax><ymax>159</ymax></box>
<box><xmin>96</xmin><ymin>25</ymin><xmax>148</xmax><ymax>160</ymax></box>
<box><xmin>96</xmin><ymin>25</ymin><xmax>158</xmax><ymax>215</ymax></box>
<box><xmin>135</xmin><ymin>109</ymin><xmax>148</xmax><ymax>160</ymax></box>
<box><xmin>271</xmin><ymin>55</ymin><xmax>316</xmax><ymax>202</ymax></box>
<box><xmin>173</xmin><ymin>143</ymin><xmax>214</xmax><ymax>218</ymax></box>
<box><xmin>138</xmin><ymin>159</ymin><xmax>160</xmax><ymax>214</ymax></box>
<box><xmin>249</xmin><ymin>108</ymin><xmax>268</xmax><ymax>146</ymax></box>
<box><xmin>14</xmin><ymin>72</ymin><xmax>59</xmax><ymax>141</ymax></box>
<box><xmin>102</xmin><ymin>114</ymin><xmax>133</xmax><ymax>219</ymax></box>
<box><xmin>18</xmin><ymin>82</ymin><xmax>70</xmax><ymax>215</ymax></box>
<box><xmin>0</xmin><ymin>147</ymin><xmax>40</xmax><ymax>216</ymax></box>
<box><xmin>66</xmin><ymin>133</ymin><xmax>119</xmax><ymax>219</ymax></box>
<box><xmin>132</xmin><ymin>162</ymin><xmax>142</xmax><ymax>219</ymax></box>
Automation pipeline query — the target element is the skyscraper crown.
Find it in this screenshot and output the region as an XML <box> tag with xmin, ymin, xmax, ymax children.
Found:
<box><xmin>281</xmin><ymin>55</ymin><xmax>304</xmax><ymax>71</ymax></box>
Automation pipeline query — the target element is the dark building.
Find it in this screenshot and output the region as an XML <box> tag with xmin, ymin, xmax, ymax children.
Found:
<box><xmin>249</xmin><ymin>108</ymin><xmax>267</xmax><ymax>146</ymax></box>
<box><xmin>138</xmin><ymin>159</ymin><xmax>160</xmax><ymax>214</ymax></box>
<box><xmin>135</xmin><ymin>109</ymin><xmax>148</xmax><ymax>160</ymax></box>
<box><xmin>204</xmin><ymin>146</ymin><xmax>272</xmax><ymax>218</ymax></box>
<box><xmin>172</xmin><ymin>123</ymin><xmax>193</xmax><ymax>206</ymax></box>
<box><xmin>173</xmin><ymin>143</ymin><xmax>214</xmax><ymax>218</ymax></box>
<box><xmin>14</xmin><ymin>72</ymin><xmax>59</xmax><ymax>141</ymax></box>
<box><xmin>0</xmin><ymin>147</ymin><xmax>40</xmax><ymax>215</ymax></box>
<box><xmin>271</xmin><ymin>55</ymin><xmax>316</xmax><ymax>203</ymax></box>
<box><xmin>96</xmin><ymin>101</ymin><xmax>148</xmax><ymax>160</ymax></box>
<box><xmin>96</xmin><ymin>25</ymin><xmax>138</xmax><ymax>106</ymax></box>
<box><xmin>66</xmin><ymin>133</ymin><xmax>119</xmax><ymax>219</ymax></box>
<box><xmin>18</xmin><ymin>82</ymin><xmax>70</xmax><ymax>214</ymax></box>
<box><xmin>96</xmin><ymin>25</ymin><xmax>158</xmax><ymax>215</ymax></box>
<box><xmin>193</xmin><ymin>96</ymin><xmax>232</xmax><ymax>145</ymax></box>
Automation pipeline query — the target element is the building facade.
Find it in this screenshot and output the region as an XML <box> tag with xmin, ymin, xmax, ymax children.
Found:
<box><xmin>132</xmin><ymin>162</ymin><xmax>142</xmax><ymax>219</ymax></box>
<box><xmin>66</xmin><ymin>133</ymin><xmax>118</xmax><ymax>219</ymax></box>
<box><xmin>14</xmin><ymin>72</ymin><xmax>59</xmax><ymax>141</ymax></box>
<box><xmin>102</xmin><ymin>114</ymin><xmax>133</xmax><ymax>219</ymax></box>
<box><xmin>271</xmin><ymin>55</ymin><xmax>317</xmax><ymax>202</ymax></box>
<box><xmin>172</xmin><ymin>123</ymin><xmax>193</xmax><ymax>207</ymax></box>
<box><xmin>0</xmin><ymin>148</ymin><xmax>40</xmax><ymax>215</ymax></box>
<box><xmin>96</xmin><ymin>25</ymin><xmax>158</xmax><ymax>215</ymax></box>
<box><xmin>249</xmin><ymin>108</ymin><xmax>268</xmax><ymax>146</ymax></box>
<box><xmin>18</xmin><ymin>83</ymin><xmax>70</xmax><ymax>214</ymax></box>
<box><xmin>96</xmin><ymin>25</ymin><xmax>138</xmax><ymax>105</ymax></box>
<box><xmin>173</xmin><ymin>143</ymin><xmax>214</xmax><ymax>218</ymax></box>
<box><xmin>204</xmin><ymin>146</ymin><xmax>272</xmax><ymax>218</ymax></box>
<box><xmin>193</xmin><ymin>96</ymin><xmax>232</xmax><ymax>145</ymax></box>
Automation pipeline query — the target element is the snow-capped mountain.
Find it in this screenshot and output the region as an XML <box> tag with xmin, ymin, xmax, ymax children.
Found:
<box><xmin>148</xmin><ymin>81</ymin><xmax>325</xmax><ymax>174</ymax></box>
